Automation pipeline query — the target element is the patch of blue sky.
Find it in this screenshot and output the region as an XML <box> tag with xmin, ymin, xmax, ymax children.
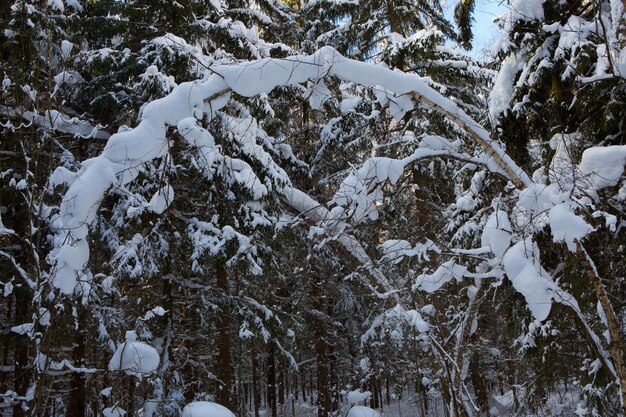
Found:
<box><xmin>443</xmin><ymin>0</ymin><xmax>506</xmax><ymax>58</ymax></box>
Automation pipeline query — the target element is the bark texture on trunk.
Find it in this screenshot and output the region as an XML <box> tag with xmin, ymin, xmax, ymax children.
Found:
<box><xmin>216</xmin><ymin>262</ymin><xmax>235</xmax><ymax>411</ymax></box>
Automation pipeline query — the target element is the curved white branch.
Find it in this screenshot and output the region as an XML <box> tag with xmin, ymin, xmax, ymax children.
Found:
<box><xmin>51</xmin><ymin>47</ymin><xmax>531</xmax><ymax>295</ymax></box>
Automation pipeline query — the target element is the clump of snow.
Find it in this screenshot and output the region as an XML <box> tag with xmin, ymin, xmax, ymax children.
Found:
<box><xmin>306</xmin><ymin>79</ymin><xmax>331</xmax><ymax>110</ymax></box>
<box><xmin>334</xmin><ymin>157</ymin><xmax>406</xmax><ymax>222</ymax></box>
<box><xmin>347</xmin><ymin>406</ymin><xmax>381</xmax><ymax>417</ymax></box>
<box><xmin>362</xmin><ymin>305</ymin><xmax>429</xmax><ymax>344</ymax></box>
<box><xmin>60</xmin><ymin>40</ymin><xmax>73</xmax><ymax>59</ymax></box>
<box><xmin>388</xmin><ymin>94</ymin><xmax>413</xmax><ymax>121</ymax></box>
<box><xmin>182</xmin><ymin>402</ymin><xmax>235</xmax><ymax>417</ymax></box>
<box><xmin>108</xmin><ymin>331</ymin><xmax>159</xmax><ymax>376</ymax></box>
<box><xmin>455</xmin><ymin>195</ymin><xmax>476</xmax><ymax>212</ymax></box>
<box><xmin>502</xmin><ymin>0</ymin><xmax>545</xmax><ymax>33</ymax></box>
<box><xmin>142</xmin><ymin>306</ymin><xmax>166</xmax><ymax>321</ymax></box>
<box><xmin>419</xmin><ymin>135</ymin><xmax>460</xmax><ymax>151</ymax></box>
<box><xmin>413</xmin><ymin>260</ymin><xmax>467</xmax><ymax>293</ymax></box>
<box><xmin>49</xmin><ymin>166</ymin><xmax>79</xmax><ymax>188</ymax></box>
<box><xmin>346</xmin><ymin>390</ymin><xmax>372</xmax><ymax>405</ymax></box>
<box><xmin>136</xmin><ymin>65</ymin><xmax>177</xmax><ymax>96</ymax></box>
<box><xmin>64</xmin><ymin>0</ymin><xmax>82</xmax><ymax>11</ymax></box>
<box><xmin>380</xmin><ymin>239</ymin><xmax>440</xmax><ymax>264</ymax></box>
<box><xmin>548</xmin><ymin>203</ymin><xmax>593</xmax><ymax>251</ymax></box>
<box><xmin>578</xmin><ymin>145</ymin><xmax>626</xmax><ymax>190</ymax></box>
<box><xmin>340</xmin><ymin>96</ymin><xmax>361</xmax><ymax>114</ymax></box>
<box><xmin>48</xmin><ymin>0</ymin><xmax>64</xmax><ymax>13</ymax></box>
<box><xmin>421</xmin><ymin>304</ymin><xmax>436</xmax><ymax>316</ymax></box>
<box><xmin>103</xmin><ymin>407</ymin><xmax>126</xmax><ymax>417</ymax></box>
<box><xmin>502</xmin><ymin>239</ymin><xmax>556</xmax><ymax>321</ymax></box>
<box><xmin>513</xmin><ymin>183</ymin><xmax>566</xmax><ymax>231</ymax></box>
<box><xmin>489</xmin><ymin>53</ymin><xmax>523</xmax><ymax>126</ymax></box>
<box><xmin>11</xmin><ymin>323</ymin><xmax>34</xmax><ymax>336</ymax></box>
<box><xmin>147</xmin><ymin>184</ymin><xmax>174</xmax><ymax>214</ymax></box>
<box><xmin>481</xmin><ymin>210</ymin><xmax>512</xmax><ymax>258</ymax></box>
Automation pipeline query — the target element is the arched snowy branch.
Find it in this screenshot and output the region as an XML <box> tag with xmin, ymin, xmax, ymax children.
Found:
<box><xmin>50</xmin><ymin>46</ymin><xmax>531</xmax><ymax>295</ymax></box>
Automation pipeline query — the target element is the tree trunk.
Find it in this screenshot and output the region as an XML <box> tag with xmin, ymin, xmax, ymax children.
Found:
<box><xmin>385</xmin><ymin>378</ymin><xmax>390</xmax><ymax>406</ymax></box>
<box><xmin>301</xmin><ymin>372</ymin><xmax>307</xmax><ymax>403</ymax></box>
<box><xmin>278</xmin><ymin>366</ymin><xmax>285</xmax><ymax>410</ymax></box>
<box><xmin>577</xmin><ymin>244</ymin><xmax>626</xmax><ymax>416</ymax></box>
<box><xmin>316</xmin><ymin>336</ymin><xmax>329</xmax><ymax>417</ymax></box>
<box><xmin>267</xmin><ymin>343</ymin><xmax>277</xmax><ymax>417</ymax></box>
<box><xmin>314</xmin><ymin>283</ymin><xmax>329</xmax><ymax>417</ymax></box>
<box><xmin>216</xmin><ymin>262</ymin><xmax>235</xmax><ymax>411</ymax></box>
<box><xmin>252</xmin><ymin>351</ymin><xmax>260</xmax><ymax>417</ymax></box>
<box><xmin>13</xmin><ymin>286</ymin><xmax>30</xmax><ymax>417</ymax></box>
<box><xmin>469</xmin><ymin>352</ymin><xmax>488</xmax><ymax>415</ymax></box>
<box><xmin>67</xmin><ymin>329</ymin><xmax>85</xmax><ymax>417</ymax></box>
<box><xmin>127</xmin><ymin>374</ymin><xmax>135</xmax><ymax>417</ymax></box>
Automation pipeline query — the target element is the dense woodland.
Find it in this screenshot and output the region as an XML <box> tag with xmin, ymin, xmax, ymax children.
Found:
<box><xmin>1</xmin><ymin>0</ymin><xmax>625</xmax><ymax>416</ymax></box>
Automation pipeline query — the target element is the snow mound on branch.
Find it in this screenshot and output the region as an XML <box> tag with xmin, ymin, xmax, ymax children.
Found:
<box><xmin>334</xmin><ymin>157</ymin><xmax>405</xmax><ymax>222</ymax></box>
<box><xmin>306</xmin><ymin>79</ymin><xmax>331</xmax><ymax>110</ymax></box>
<box><xmin>61</xmin><ymin>40</ymin><xmax>73</xmax><ymax>59</ymax></box>
<box><xmin>182</xmin><ymin>402</ymin><xmax>235</xmax><ymax>417</ymax></box>
<box><xmin>48</xmin><ymin>0</ymin><xmax>64</xmax><ymax>12</ymax></box>
<box><xmin>380</xmin><ymin>239</ymin><xmax>439</xmax><ymax>264</ymax></box>
<box><xmin>108</xmin><ymin>331</ymin><xmax>159</xmax><ymax>376</ymax></box>
<box><xmin>362</xmin><ymin>305</ymin><xmax>430</xmax><ymax>344</ymax></box>
<box><xmin>503</xmin><ymin>0</ymin><xmax>544</xmax><ymax>32</ymax></box>
<box><xmin>489</xmin><ymin>53</ymin><xmax>523</xmax><ymax>126</ymax></box>
<box><xmin>419</xmin><ymin>135</ymin><xmax>460</xmax><ymax>151</ymax></box>
<box><xmin>514</xmin><ymin>183</ymin><xmax>566</xmax><ymax>231</ymax></box>
<box><xmin>481</xmin><ymin>210</ymin><xmax>512</xmax><ymax>258</ymax></box>
<box><xmin>148</xmin><ymin>184</ymin><xmax>174</xmax><ymax>214</ymax></box>
<box><xmin>578</xmin><ymin>145</ymin><xmax>626</xmax><ymax>190</ymax></box>
<box><xmin>103</xmin><ymin>407</ymin><xmax>126</xmax><ymax>417</ymax></box>
<box><xmin>413</xmin><ymin>260</ymin><xmax>467</xmax><ymax>293</ymax></box>
<box><xmin>548</xmin><ymin>203</ymin><xmax>593</xmax><ymax>251</ymax></box>
<box><xmin>502</xmin><ymin>239</ymin><xmax>557</xmax><ymax>321</ymax></box>
<box><xmin>347</xmin><ymin>406</ymin><xmax>381</xmax><ymax>417</ymax></box>
<box><xmin>346</xmin><ymin>390</ymin><xmax>372</xmax><ymax>405</ymax></box>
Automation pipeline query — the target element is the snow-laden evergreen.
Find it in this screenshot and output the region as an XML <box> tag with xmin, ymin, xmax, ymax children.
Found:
<box><xmin>1</xmin><ymin>1</ymin><xmax>625</xmax><ymax>417</ymax></box>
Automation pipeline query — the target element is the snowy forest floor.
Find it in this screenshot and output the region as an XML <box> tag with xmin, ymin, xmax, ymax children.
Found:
<box><xmin>250</xmin><ymin>389</ymin><xmax>583</xmax><ymax>417</ymax></box>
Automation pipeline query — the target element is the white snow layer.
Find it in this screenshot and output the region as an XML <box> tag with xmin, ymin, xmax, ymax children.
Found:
<box><xmin>108</xmin><ymin>331</ymin><xmax>159</xmax><ymax>376</ymax></box>
<box><xmin>578</xmin><ymin>145</ymin><xmax>626</xmax><ymax>190</ymax></box>
<box><xmin>502</xmin><ymin>239</ymin><xmax>556</xmax><ymax>321</ymax></box>
<box><xmin>103</xmin><ymin>407</ymin><xmax>126</xmax><ymax>417</ymax></box>
<box><xmin>548</xmin><ymin>203</ymin><xmax>593</xmax><ymax>251</ymax></box>
<box><xmin>413</xmin><ymin>260</ymin><xmax>467</xmax><ymax>293</ymax></box>
<box><xmin>347</xmin><ymin>406</ymin><xmax>381</xmax><ymax>417</ymax></box>
<box><xmin>503</xmin><ymin>0</ymin><xmax>545</xmax><ymax>32</ymax></box>
<box><xmin>481</xmin><ymin>210</ymin><xmax>512</xmax><ymax>258</ymax></box>
<box><xmin>182</xmin><ymin>402</ymin><xmax>235</xmax><ymax>417</ymax></box>
<box><xmin>147</xmin><ymin>184</ymin><xmax>174</xmax><ymax>214</ymax></box>
<box><xmin>346</xmin><ymin>390</ymin><xmax>372</xmax><ymax>405</ymax></box>
<box><xmin>489</xmin><ymin>53</ymin><xmax>523</xmax><ymax>126</ymax></box>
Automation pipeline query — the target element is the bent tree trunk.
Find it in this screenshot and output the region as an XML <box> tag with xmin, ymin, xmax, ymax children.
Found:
<box><xmin>577</xmin><ymin>244</ymin><xmax>626</xmax><ymax>416</ymax></box>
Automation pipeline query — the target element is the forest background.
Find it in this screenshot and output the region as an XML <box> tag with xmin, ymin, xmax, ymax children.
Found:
<box><xmin>1</xmin><ymin>0</ymin><xmax>625</xmax><ymax>417</ymax></box>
